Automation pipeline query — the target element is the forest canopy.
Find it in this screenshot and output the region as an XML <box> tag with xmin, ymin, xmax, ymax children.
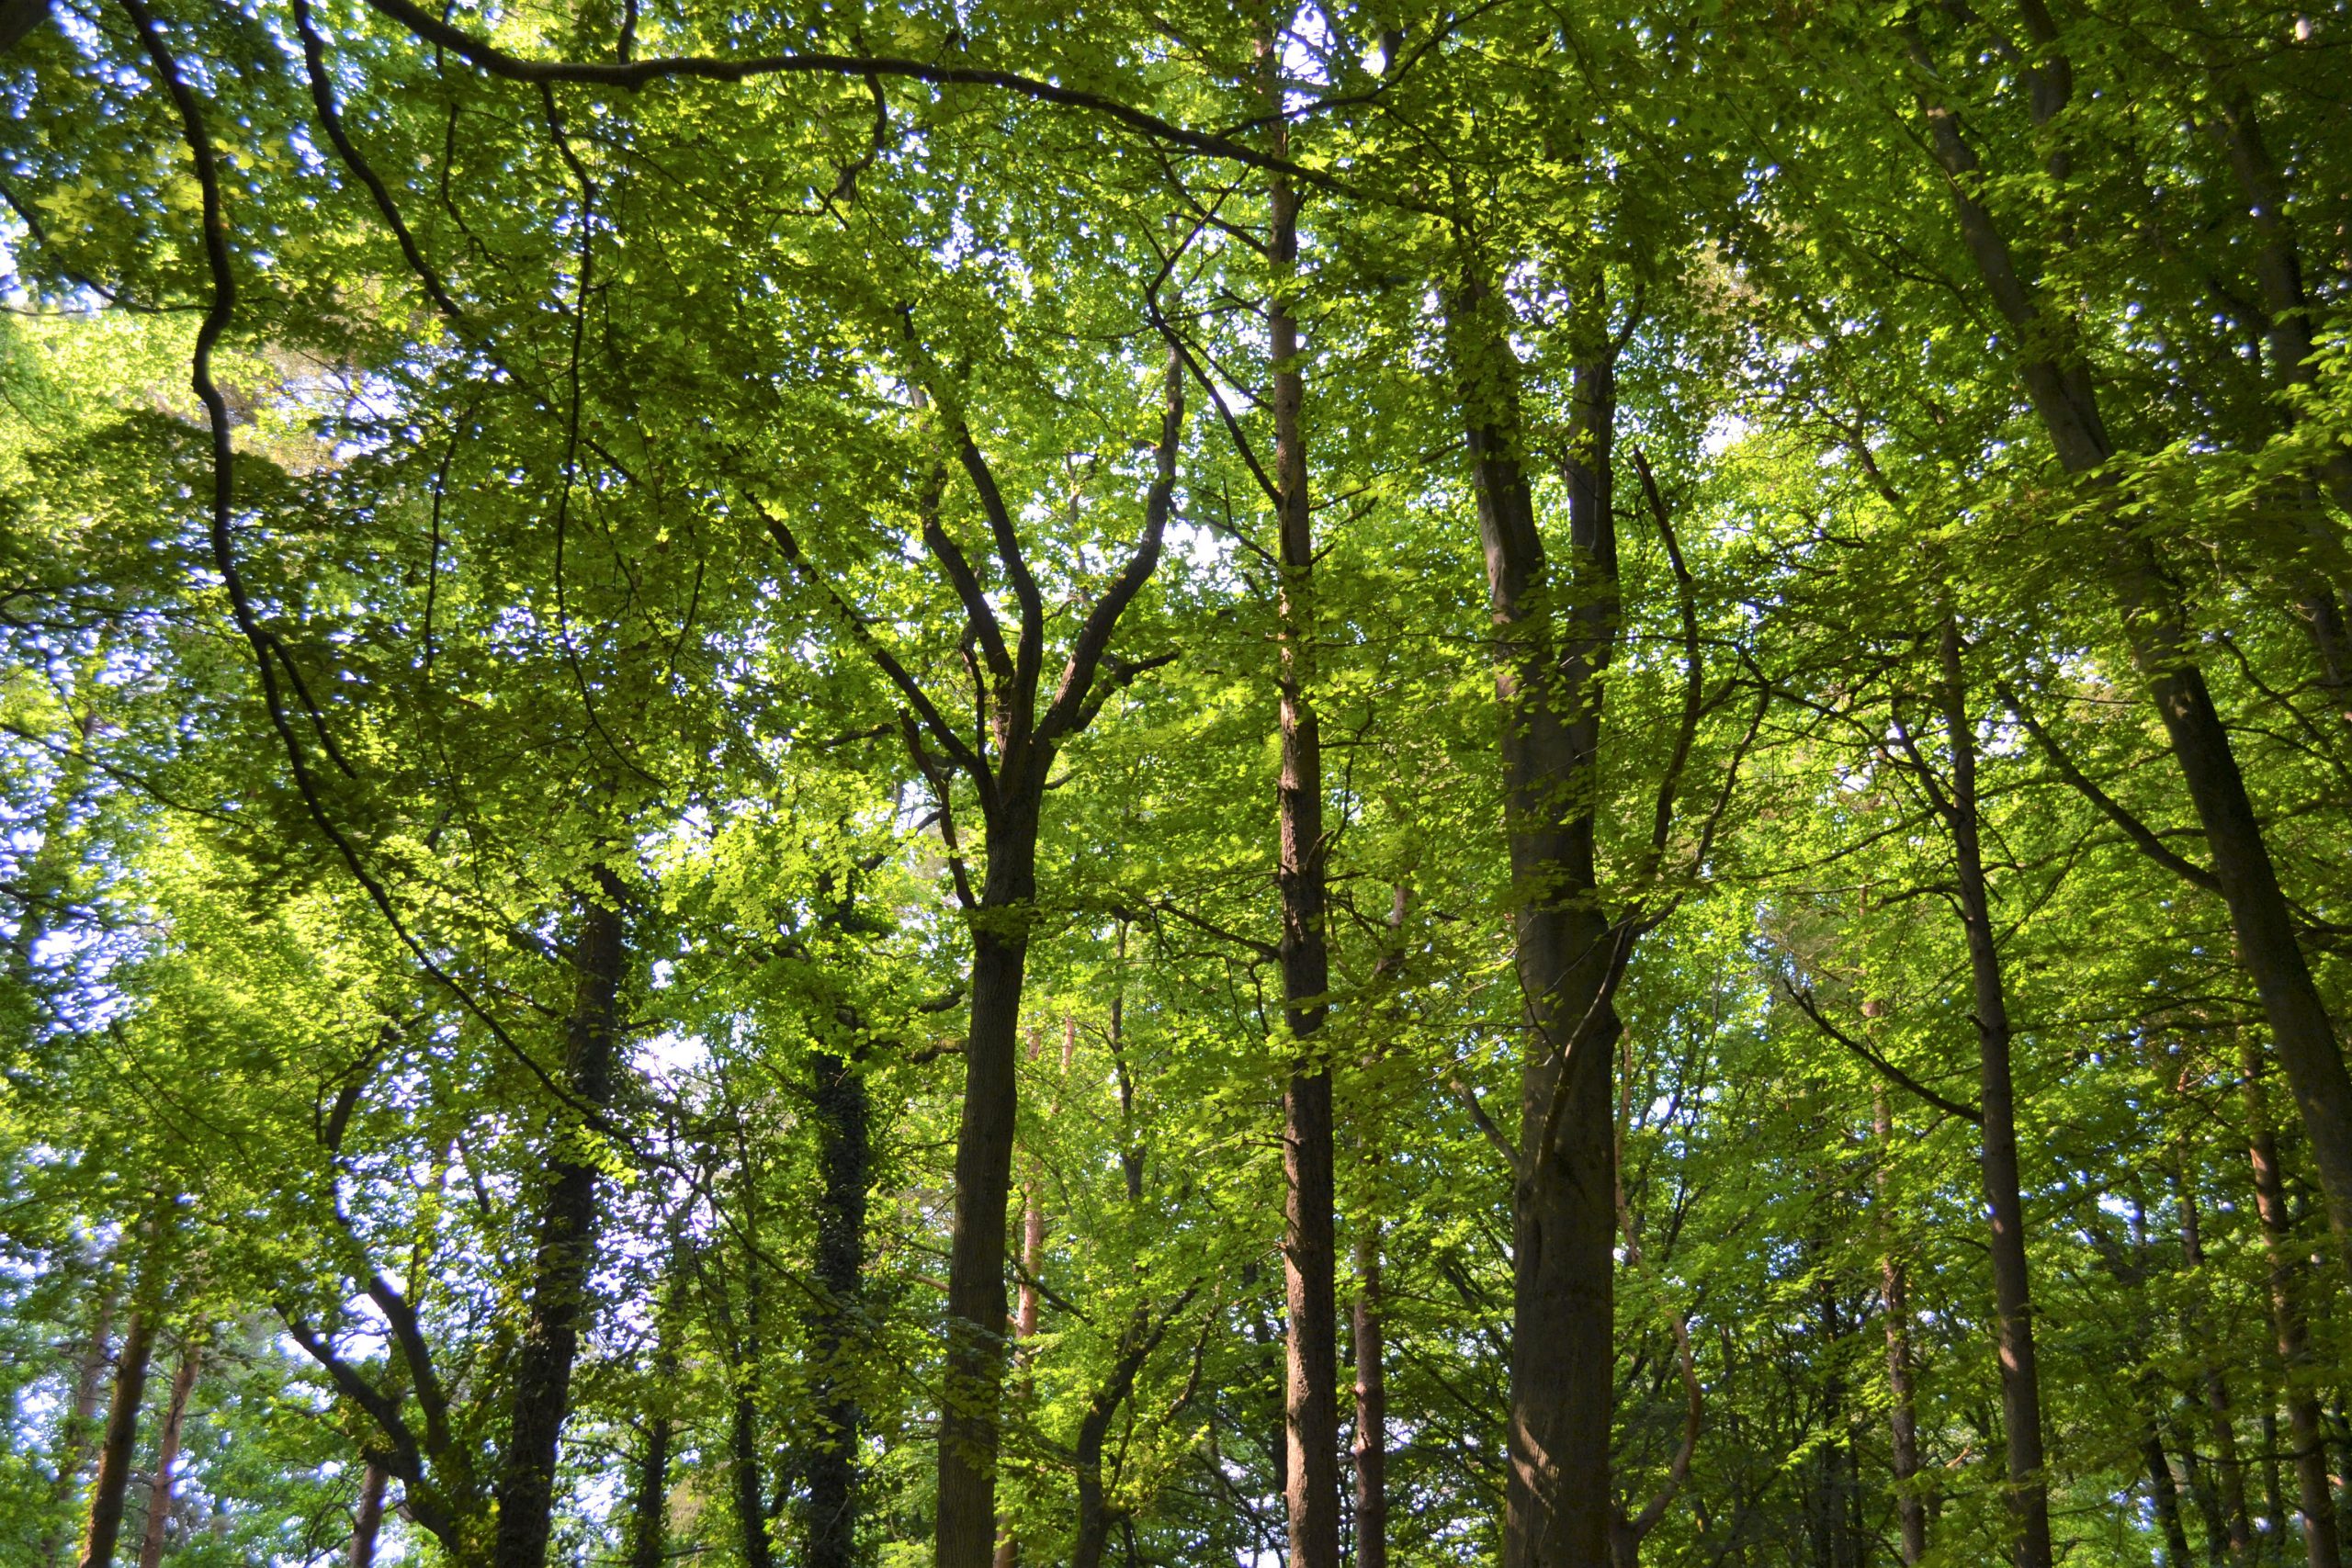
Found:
<box><xmin>4</xmin><ymin>1</ymin><xmax>2352</xmax><ymax>1567</ymax></box>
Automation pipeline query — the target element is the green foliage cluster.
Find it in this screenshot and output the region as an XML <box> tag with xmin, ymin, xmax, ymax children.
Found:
<box><xmin>2</xmin><ymin>0</ymin><xmax>2350</xmax><ymax>1565</ymax></box>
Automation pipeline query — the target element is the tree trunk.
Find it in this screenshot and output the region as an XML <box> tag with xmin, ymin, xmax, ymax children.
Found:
<box><xmin>2179</xmin><ymin>1182</ymin><xmax>2255</xmax><ymax>1567</ymax></box>
<box><xmin>1352</xmin><ymin>1222</ymin><xmax>1387</xmax><ymax>1568</ymax></box>
<box><xmin>1256</xmin><ymin>33</ymin><xmax>1340</xmax><ymax>1568</ymax></box>
<box><xmin>350</xmin><ymin>1461</ymin><xmax>390</xmax><ymax>1568</ymax></box>
<box><xmin>1933</xmin><ymin>619</ymin><xmax>2054</xmax><ymax>1568</ymax></box>
<box><xmin>44</xmin><ymin>1263</ymin><xmax>119</xmax><ymax>1568</ymax></box>
<box><xmin>991</xmin><ymin>1174</ymin><xmax>1044</xmax><ymax>1568</ymax></box>
<box><xmin>2241</xmin><ymin>1038</ymin><xmax>2344</xmax><ymax>1568</ymax></box>
<box><xmin>1072</xmin><ymin>1302</ymin><xmax>1181</xmax><ymax>1568</ymax></box>
<box><xmin>1908</xmin><ymin>43</ymin><xmax>2352</xmax><ymax>1278</ymax></box>
<box><xmin>76</xmin><ymin>1304</ymin><xmax>154</xmax><ymax>1568</ymax></box>
<box><xmin>2184</xmin><ymin>1421</ymin><xmax>2231</xmax><ymax>1564</ymax></box>
<box><xmin>925</xmin><ymin>344</ymin><xmax>1179</xmax><ymax>1568</ymax></box>
<box><xmin>134</xmin><ymin>1330</ymin><xmax>199</xmax><ymax>1568</ymax></box>
<box><xmin>806</xmin><ymin>1047</ymin><xmax>868</xmax><ymax>1568</ymax></box>
<box><xmin>1450</xmin><ymin>273</ymin><xmax>1622</xmax><ymax>1568</ymax></box>
<box><xmin>731</xmin><ymin>1388</ymin><xmax>773</xmax><ymax>1568</ymax></box>
<box><xmin>1110</xmin><ymin>924</ymin><xmax>1143</xmax><ymax>1201</ymax></box>
<box><xmin>626</xmin><ymin>1416</ymin><xmax>668</xmax><ymax>1568</ymax></box>
<box><xmin>1874</xmin><ymin>1090</ymin><xmax>1928</xmax><ymax>1566</ymax></box>
<box><xmin>936</xmin><ymin>814</ymin><xmax>1038</xmax><ymax>1568</ymax></box>
<box><xmin>491</xmin><ymin>874</ymin><xmax>627</xmax><ymax>1568</ymax></box>
<box><xmin>2147</xmin><ymin>1429</ymin><xmax>2197</xmax><ymax>1568</ymax></box>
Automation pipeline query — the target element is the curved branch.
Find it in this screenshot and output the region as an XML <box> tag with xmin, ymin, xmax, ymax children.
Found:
<box><xmin>1994</xmin><ymin>680</ymin><xmax>2220</xmax><ymax>894</ymax></box>
<box><xmin>1778</xmin><ymin>978</ymin><xmax>1983</xmax><ymax>1125</ymax></box>
<box><xmin>1038</xmin><ymin>347</ymin><xmax>1185</xmax><ymax>747</ymax></box>
<box><xmin>356</xmin><ymin>0</ymin><xmax>1408</xmax><ymax>206</ymax></box>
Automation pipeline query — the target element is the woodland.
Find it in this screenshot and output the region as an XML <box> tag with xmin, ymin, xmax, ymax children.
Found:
<box><xmin>2</xmin><ymin>0</ymin><xmax>2351</xmax><ymax>1565</ymax></box>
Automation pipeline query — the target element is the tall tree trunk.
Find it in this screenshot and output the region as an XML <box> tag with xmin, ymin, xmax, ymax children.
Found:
<box><xmin>349</xmin><ymin>1461</ymin><xmax>390</xmax><ymax>1568</ymax></box>
<box><xmin>2184</xmin><ymin>1422</ymin><xmax>2231</xmax><ymax>1564</ymax></box>
<box><xmin>625</xmin><ymin>1416</ymin><xmax>669</xmax><ymax>1568</ymax></box>
<box><xmin>730</xmin><ymin>1206</ymin><xmax>773</xmax><ymax>1568</ymax></box>
<box><xmin>2180</xmin><ymin>1182</ymin><xmax>2255</xmax><ymax>1567</ymax></box>
<box><xmin>1070</xmin><ymin>1298</ymin><xmax>1188</xmax><ymax>1568</ymax></box>
<box><xmin>1932</xmin><ymin>618</ymin><xmax>2054</xmax><ymax>1568</ymax></box>
<box><xmin>1874</xmin><ymin>1089</ymin><xmax>1928</xmax><ymax>1567</ymax></box>
<box><xmin>77</xmin><ymin>1303</ymin><xmax>154</xmax><ymax>1568</ymax></box>
<box><xmin>44</xmin><ymin>1262</ymin><xmax>119</xmax><ymax>1568</ymax></box>
<box><xmin>1352</xmin><ymin>1222</ymin><xmax>1387</xmax><ymax>1568</ymax></box>
<box><xmin>1352</xmin><ymin>886</ymin><xmax>1404</xmax><ymax>1568</ymax></box>
<box><xmin>806</xmin><ymin>1047</ymin><xmax>869</xmax><ymax>1568</ymax></box>
<box><xmin>1109</xmin><ymin>924</ymin><xmax>1143</xmax><ymax>1201</ymax></box>
<box><xmin>2261</xmin><ymin>1413</ymin><xmax>2288</xmax><ymax>1568</ymax></box>
<box><xmin>937</xmin><ymin>823</ymin><xmax>1039</xmax><ymax>1568</ymax></box>
<box><xmin>1255</xmin><ymin>31</ymin><xmax>1340</xmax><ymax>1568</ymax></box>
<box><xmin>135</xmin><ymin>1331</ymin><xmax>200</xmax><ymax>1568</ymax></box>
<box><xmin>731</xmin><ymin>1386</ymin><xmax>773</xmax><ymax>1568</ymax></box>
<box><xmin>922</xmin><ymin>346</ymin><xmax>1180</xmax><ymax>1568</ymax></box>
<box><xmin>991</xmin><ymin>1173</ymin><xmax>1044</xmax><ymax>1568</ymax></box>
<box><xmin>491</xmin><ymin>874</ymin><xmax>627</xmax><ymax>1568</ymax></box>
<box><xmin>1450</xmin><ymin>274</ymin><xmax>1622</xmax><ymax>1568</ymax></box>
<box><xmin>1909</xmin><ymin>37</ymin><xmax>2352</xmax><ymax>1277</ymax></box>
<box><xmin>2241</xmin><ymin>1037</ymin><xmax>2345</xmax><ymax>1568</ymax></box>
<box><xmin>1811</xmin><ymin>1251</ymin><xmax>1861</xmax><ymax>1568</ymax></box>
<box><xmin>2147</xmin><ymin>1429</ymin><xmax>2197</xmax><ymax>1568</ymax></box>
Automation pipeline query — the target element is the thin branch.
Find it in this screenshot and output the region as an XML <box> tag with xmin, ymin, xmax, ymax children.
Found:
<box><xmin>1778</xmin><ymin>978</ymin><xmax>1982</xmax><ymax>1125</ymax></box>
<box><xmin>1994</xmin><ymin>680</ymin><xmax>2221</xmax><ymax>894</ymax></box>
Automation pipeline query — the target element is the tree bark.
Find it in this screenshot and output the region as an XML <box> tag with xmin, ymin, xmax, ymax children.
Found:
<box><xmin>1450</xmin><ymin>273</ymin><xmax>1622</xmax><ymax>1568</ymax></box>
<box><xmin>1071</xmin><ymin>1299</ymin><xmax>1187</xmax><ymax>1568</ymax></box>
<box><xmin>76</xmin><ymin>1303</ymin><xmax>154</xmax><ymax>1568</ymax></box>
<box><xmin>1352</xmin><ymin>1221</ymin><xmax>1387</xmax><ymax>1568</ymax></box>
<box><xmin>2146</xmin><ymin>1429</ymin><xmax>2197</xmax><ymax>1568</ymax></box>
<box><xmin>991</xmin><ymin>1171</ymin><xmax>1044</xmax><ymax>1568</ymax></box>
<box><xmin>806</xmin><ymin>1047</ymin><xmax>868</xmax><ymax>1568</ymax></box>
<box><xmin>349</xmin><ymin>1461</ymin><xmax>390</xmax><ymax>1568</ymax></box>
<box><xmin>1873</xmin><ymin>1089</ymin><xmax>1928</xmax><ymax>1566</ymax></box>
<box><xmin>1930</xmin><ymin>619</ymin><xmax>2054</xmax><ymax>1568</ymax></box>
<box><xmin>938</xmin><ymin>863</ymin><xmax>1037</xmax><ymax>1568</ymax></box>
<box><xmin>2241</xmin><ymin>1037</ymin><xmax>2344</xmax><ymax>1568</ymax></box>
<box><xmin>2179</xmin><ymin>1182</ymin><xmax>2254</xmax><ymax>1567</ymax></box>
<box><xmin>625</xmin><ymin>1416</ymin><xmax>668</xmax><ymax>1568</ymax></box>
<box><xmin>490</xmin><ymin>873</ymin><xmax>627</xmax><ymax>1568</ymax></box>
<box><xmin>44</xmin><ymin>1262</ymin><xmax>119</xmax><ymax>1568</ymax></box>
<box><xmin>731</xmin><ymin>1386</ymin><xmax>773</xmax><ymax>1568</ymax></box>
<box><xmin>135</xmin><ymin>1331</ymin><xmax>199</xmax><ymax>1568</ymax></box>
<box><xmin>1256</xmin><ymin>32</ymin><xmax>1340</xmax><ymax>1568</ymax></box>
<box><xmin>921</xmin><ymin>346</ymin><xmax>1180</xmax><ymax>1568</ymax></box>
<box><xmin>1908</xmin><ymin>32</ymin><xmax>2352</xmax><ymax>1280</ymax></box>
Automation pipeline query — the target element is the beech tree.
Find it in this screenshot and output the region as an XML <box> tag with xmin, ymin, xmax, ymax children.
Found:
<box><xmin>4</xmin><ymin>1</ymin><xmax>2352</xmax><ymax>1567</ymax></box>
